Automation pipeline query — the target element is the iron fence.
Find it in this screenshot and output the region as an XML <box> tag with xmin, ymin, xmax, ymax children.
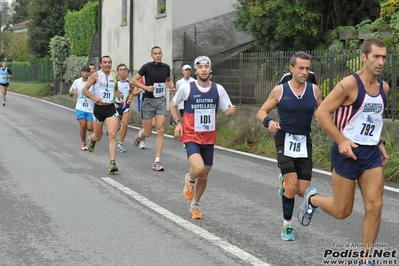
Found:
<box><xmin>184</xmin><ymin>49</ymin><xmax>398</xmax><ymax>120</ymax></box>
<box><xmin>11</xmin><ymin>61</ymin><xmax>53</xmax><ymax>83</ymax></box>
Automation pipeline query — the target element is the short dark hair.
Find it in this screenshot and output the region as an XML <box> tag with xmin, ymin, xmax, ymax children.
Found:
<box><xmin>290</xmin><ymin>52</ymin><xmax>312</xmax><ymax>67</ymax></box>
<box><xmin>151</xmin><ymin>46</ymin><xmax>161</xmax><ymax>54</ymax></box>
<box><xmin>361</xmin><ymin>38</ymin><xmax>386</xmax><ymax>57</ymax></box>
<box><xmin>117</xmin><ymin>63</ymin><xmax>128</xmax><ymax>71</ymax></box>
<box><xmin>81</xmin><ymin>65</ymin><xmax>90</xmax><ymax>71</ymax></box>
<box><xmin>100</xmin><ymin>55</ymin><xmax>112</xmax><ymax>63</ymax></box>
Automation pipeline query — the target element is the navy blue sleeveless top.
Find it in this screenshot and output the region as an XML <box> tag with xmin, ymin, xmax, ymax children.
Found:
<box><xmin>278</xmin><ymin>82</ymin><xmax>317</xmax><ymax>135</ymax></box>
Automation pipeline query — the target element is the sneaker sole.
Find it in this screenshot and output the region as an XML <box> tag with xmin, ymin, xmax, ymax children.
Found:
<box><xmin>281</xmin><ymin>234</ymin><xmax>295</xmax><ymax>241</ymax></box>
<box><xmin>152</xmin><ymin>168</ymin><xmax>165</xmax><ymax>171</ymax></box>
<box><xmin>109</xmin><ymin>167</ymin><xmax>119</xmax><ymax>172</ymax></box>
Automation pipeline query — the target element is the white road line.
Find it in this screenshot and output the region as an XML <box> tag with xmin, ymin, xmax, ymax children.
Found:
<box><xmin>16</xmin><ymin>93</ymin><xmax>399</xmax><ymax>194</ymax></box>
<box><xmin>101</xmin><ymin>177</ymin><xmax>271</xmax><ymax>266</ymax></box>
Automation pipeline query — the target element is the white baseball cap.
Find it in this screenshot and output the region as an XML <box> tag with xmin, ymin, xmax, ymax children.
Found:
<box><xmin>182</xmin><ymin>64</ymin><xmax>192</xmax><ymax>70</ymax></box>
<box><xmin>194</xmin><ymin>56</ymin><xmax>212</xmax><ymax>69</ymax></box>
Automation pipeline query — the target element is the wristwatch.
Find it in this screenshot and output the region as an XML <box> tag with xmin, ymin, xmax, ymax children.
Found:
<box><xmin>175</xmin><ymin>120</ymin><xmax>181</xmax><ymax>124</ymax></box>
<box><xmin>378</xmin><ymin>139</ymin><xmax>386</xmax><ymax>146</ymax></box>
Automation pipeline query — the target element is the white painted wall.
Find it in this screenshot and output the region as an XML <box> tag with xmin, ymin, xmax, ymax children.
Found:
<box><xmin>132</xmin><ymin>0</ymin><xmax>173</xmax><ymax>73</ymax></box>
<box><xmin>171</xmin><ymin>0</ymin><xmax>237</xmax><ymax>28</ymax></box>
<box><xmin>101</xmin><ymin>0</ymin><xmax>131</xmax><ymax>71</ymax></box>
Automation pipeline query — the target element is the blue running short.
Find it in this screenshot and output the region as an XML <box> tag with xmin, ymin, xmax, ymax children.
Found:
<box><xmin>185</xmin><ymin>142</ymin><xmax>214</xmax><ymax>166</ymax></box>
<box><xmin>331</xmin><ymin>142</ymin><xmax>382</xmax><ymax>180</ymax></box>
<box><xmin>116</xmin><ymin>103</ymin><xmax>130</xmax><ymax>116</ymax></box>
<box><xmin>76</xmin><ymin>109</ymin><xmax>93</xmax><ymax>122</ymax></box>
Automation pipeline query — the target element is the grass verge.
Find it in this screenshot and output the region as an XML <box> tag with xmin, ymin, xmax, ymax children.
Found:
<box><xmin>9</xmin><ymin>82</ymin><xmax>51</xmax><ymax>97</ymax></box>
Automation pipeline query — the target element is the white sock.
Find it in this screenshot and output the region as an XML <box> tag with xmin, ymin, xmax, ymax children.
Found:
<box><xmin>283</xmin><ymin>220</ymin><xmax>291</xmax><ymax>225</ymax></box>
<box><xmin>188</xmin><ymin>175</ymin><xmax>196</xmax><ymax>182</ymax></box>
<box><xmin>155</xmin><ymin>157</ymin><xmax>160</xmax><ymax>162</ymax></box>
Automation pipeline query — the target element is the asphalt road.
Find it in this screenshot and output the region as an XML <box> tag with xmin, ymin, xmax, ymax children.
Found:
<box><xmin>0</xmin><ymin>93</ymin><xmax>398</xmax><ymax>266</ymax></box>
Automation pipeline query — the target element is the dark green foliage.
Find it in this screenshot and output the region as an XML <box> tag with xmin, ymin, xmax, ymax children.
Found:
<box><xmin>64</xmin><ymin>2</ymin><xmax>98</xmax><ymax>56</ymax></box>
<box><xmin>66</xmin><ymin>0</ymin><xmax>89</xmax><ymax>11</ymax></box>
<box><xmin>233</xmin><ymin>0</ymin><xmax>321</xmax><ymax>51</ymax></box>
<box><xmin>28</xmin><ymin>0</ymin><xmax>67</xmax><ymax>57</ymax></box>
<box><xmin>233</xmin><ymin>0</ymin><xmax>351</xmax><ymax>51</ymax></box>
<box><xmin>27</xmin><ymin>0</ymin><xmax>95</xmax><ymax>58</ymax></box>
<box><xmin>11</xmin><ymin>0</ymin><xmax>31</xmax><ymax>24</ymax></box>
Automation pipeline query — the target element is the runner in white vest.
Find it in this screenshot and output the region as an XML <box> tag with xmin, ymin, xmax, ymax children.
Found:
<box><xmin>69</xmin><ymin>65</ymin><xmax>94</xmax><ymax>151</ymax></box>
<box><xmin>82</xmin><ymin>55</ymin><xmax>124</xmax><ymax>173</ymax></box>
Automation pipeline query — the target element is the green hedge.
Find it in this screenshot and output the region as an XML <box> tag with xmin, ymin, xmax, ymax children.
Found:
<box><xmin>64</xmin><ymin>2</ymin><xmax>98</xmax><ymax>56</ymax></box>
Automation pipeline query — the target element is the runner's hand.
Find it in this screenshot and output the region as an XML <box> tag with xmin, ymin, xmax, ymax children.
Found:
<box><xmin>338</xmin><ymin>139</ymin><xmax>358</xmax><ymax>160</ymax></box>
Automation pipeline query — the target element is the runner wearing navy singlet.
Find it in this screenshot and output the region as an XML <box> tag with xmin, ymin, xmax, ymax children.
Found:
<box><xmin>256</xmin><ymin>52</ymin><xmax>323</xmax><ymax>241</ymax></box>
<box><xmin>298</xmin><ymin>38</ymin><xmax>389</xmax><ymax>266</ymax></box>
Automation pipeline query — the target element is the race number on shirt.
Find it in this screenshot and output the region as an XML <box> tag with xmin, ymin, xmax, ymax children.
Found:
<box><xmin>194</xmin><ymin>109</ymin><xmax>215</xmax><ymax>132</ymax></box>
<box><xmin>284</xmin><ymin>133</ymin><xmax>308</xmax><ymax>158</ymax></box>
<box><xmin>352</xmin><ymin>113</ymin><xmax>382</xmax><ymax>145</ymax></box>
<box><xmin>153</xmin><ymin>83</ymin><xmax>166</xmax><ymax>98</ymax></box>
<box><xmin>100</xmin><ymin>87</ymin><xmax>113</xmax><ymax>103</ymax></box>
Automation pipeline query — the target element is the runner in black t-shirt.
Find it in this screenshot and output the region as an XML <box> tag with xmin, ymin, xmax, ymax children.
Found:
<box><xmin>130</xmin><ymin>46</ymin><xmax>176</xmax><ymax>171</ymax></box>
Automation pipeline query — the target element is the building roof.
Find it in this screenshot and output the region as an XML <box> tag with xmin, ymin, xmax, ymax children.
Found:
<box><xmin>10</xmin><ymin>20</ymin><xmax>30</xmax><ymax>31</ymax></box>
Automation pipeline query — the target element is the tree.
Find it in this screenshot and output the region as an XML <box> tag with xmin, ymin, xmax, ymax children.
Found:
<box><xmin>66</xmin><ymin>0</ymin><xmax>90</xmax><ymax>11</ymax></box>
<box><xmin>11</xmin><ymin>0</ymin><xmax>31</xmax><ymax>24</ymax></box>
<box><xmin>2</xmin><ymin>31</ymin><xmax>30</xmax><ymax>61</ymax></box>
<box><xmin>27</xmin><ymin>0</ymin><xmax>94</xmax><ymax>58</ymax></box>
<box><xmin>233</xmin><ymin>0</ymin><xmax>351</xmax><ymax>51</ymax></box>
<box><xmin>0</xmin><ymin>0</ymin><xmax>13</xmax><ymax>27</ymax></box>
<box><xmin>28</xmin><ymin>0</ymin><xmax>67</xmax><ymax>58</ymax></box>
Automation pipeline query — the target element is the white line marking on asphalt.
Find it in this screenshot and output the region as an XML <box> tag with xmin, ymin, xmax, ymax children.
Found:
<box><xmin>20</xmin><ymin>93</ymin><xmax>398</xmax><ymax>194</ymax></box>
<box><xmin>101</xmin><ymin>177</ymin><xmax>271</xmax><ymax>266</ymax></box>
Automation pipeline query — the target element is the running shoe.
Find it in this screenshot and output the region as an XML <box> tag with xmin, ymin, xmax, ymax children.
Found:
<box><xmin>281</xmin><ymin>224</ymin><xmax>294</xmax><ymax>241</ymax></box>
<box><xmin>87</xmin><ymin>134</ymin><xmax>96</xmax><ymax>153</ymax></box>
<box><xmin>117</xmin><ymin>144</ymin><xmax>126</xmax><ymax>153</ymax></box>
<box><xmin>109</xmin><ymin>160</ymin><xmax>119</xmax><ymax>172</ymax></box>
<box><xmin>278</xmin><ymin>174</ymin><xmax>285</xmax><ymax>199</ymax></box>
<box><xmin>190</xmin><ymin>204</ymin><xmax>202</xmax><ymax>220</ymax></box>
<box><xmin>152</xmin><ymin>161</ymin><xmax>164</xmax><ymax>171</ymax></box>
<box><xmin>2</xmin><ymin>102</ymin><xmax>5</xmax><ymax>106</ymax></box>
<box><xmin>81</xmin><ymin>142</ymin><xmax>88</xmax><ymax>151</ymax></box>
<box><xmin>139</xmin><ymin>141</ymin><xmax>146</xmax><ymax>149</ymax></box>
<box><xmin>133</xmin><ymin>129</ymin><xmax>143</xmax><ymax>146</ymax></box>
<box><xmin>183</xmin><ymin>173</ymin><xmax>195</xmax><ymax>200</ymax></box>
<box><xmin>297</xmin><ymin>186</ymin><xmax>318</xmax><ymax>226</ymax></box>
